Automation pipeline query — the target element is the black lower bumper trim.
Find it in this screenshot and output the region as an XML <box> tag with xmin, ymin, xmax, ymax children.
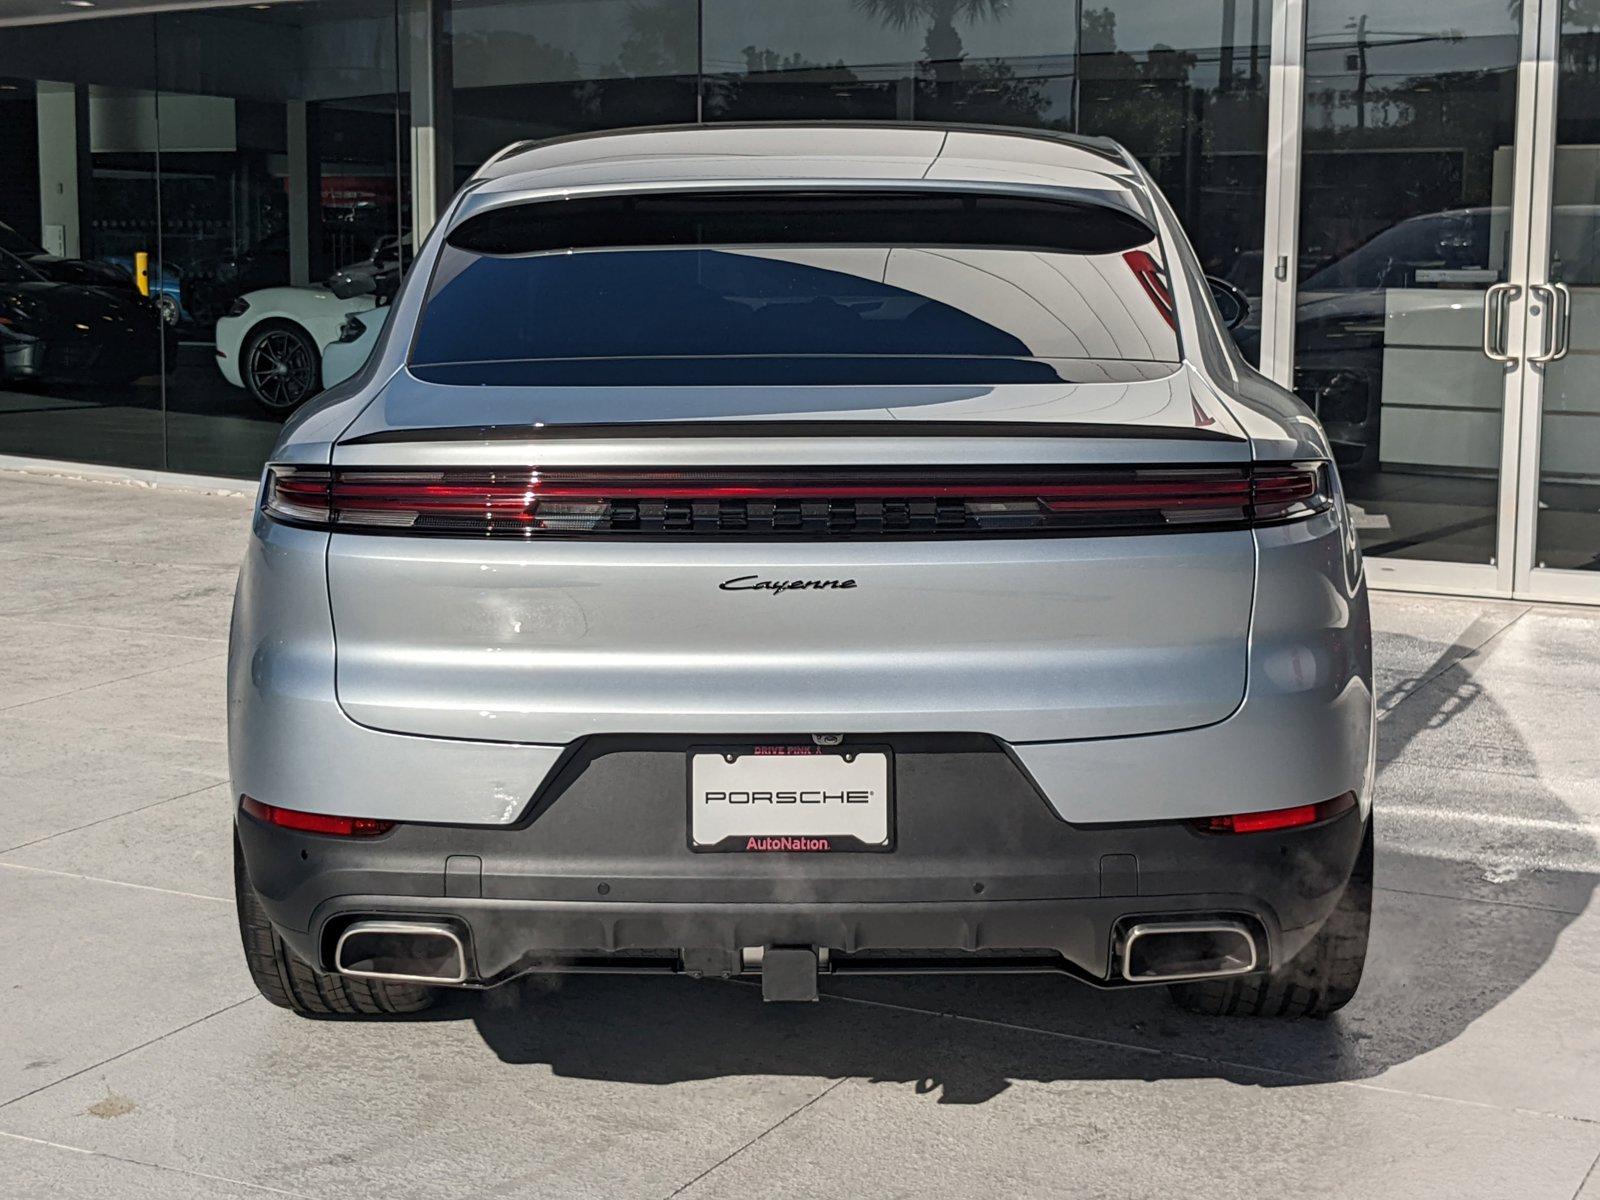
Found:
<box><xmin>277</xmin><ymin>892</ymin><xmax>1299</xmax><ymax>988</ymax></box>
<box><xmin>238</xmin><ymin>736</ymin><xmax>1367</xmax><ymax>986</ymax></box>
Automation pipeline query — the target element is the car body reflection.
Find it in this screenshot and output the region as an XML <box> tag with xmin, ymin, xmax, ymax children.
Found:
<box><xmin>0</xmin><ymin>247</ymin><xmax>173</xmax><ymax>386</ymax></box>
<box><xmin>0</xmin><ymin>218</ymin><xmax>139</xmax><ymax>294</ymax></box>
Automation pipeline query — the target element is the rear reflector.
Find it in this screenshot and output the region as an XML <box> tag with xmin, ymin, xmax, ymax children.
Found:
<box><xmin>240</xmin><ymin>795</ymin><xmax>395</xmax><ymax>838</ymax></box>
<box><xmin>1200</xmin><ymin>791</ymin><xmax>1357</xmax><ymax>834</ymax></box>
<box><xmin>262</xmin><ymin>463</ymin><xmax>1331</xmax><ymax>539</ymax></box>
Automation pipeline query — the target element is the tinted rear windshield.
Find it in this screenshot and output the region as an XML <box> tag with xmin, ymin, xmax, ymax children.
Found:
<box><xmin>410</xmin><ymin>190</ymin><xmax>1180</xmax><ymax>387</ymax></box>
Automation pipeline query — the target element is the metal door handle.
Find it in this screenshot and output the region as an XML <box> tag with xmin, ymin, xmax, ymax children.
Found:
<box><xmin>1482</xmin><ymin>282</ymin><xmax>1519</xmax><ymax>363</ymax></box>
<box><xmin>1555</xmin><ymin>281</ymin><xmax>1572</xmax><ymax>360</ymax></box>
<box><xmin>1530</xmin><ymin>282</ymin><xmax>1571</xmax><ymax>363</ymax></box>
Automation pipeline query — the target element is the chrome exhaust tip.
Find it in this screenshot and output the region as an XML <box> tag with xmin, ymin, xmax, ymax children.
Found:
<box><xmin>334</xmin><ymin>920</ymin><xmax>468</xmax><ymax>985</ymax></box>
<box><xmin>1120</xmin><ymin>920</ymin><xmax>1259</xmax><ymax>983</ymax></box>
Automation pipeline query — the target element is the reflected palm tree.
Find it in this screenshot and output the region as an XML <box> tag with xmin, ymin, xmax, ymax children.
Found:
<box><xmin>854</xmin><ymin>0</ymin><xmax>1008</xmax><ymax>81</ymax></box>
<box><xmin>1507</xmin><ymin>0</ymin><xmax>1600</xmax><ymax>25</ymax></box>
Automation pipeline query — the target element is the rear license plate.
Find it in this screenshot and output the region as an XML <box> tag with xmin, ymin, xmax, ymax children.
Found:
<box><xmin>688</xmin><ymin>746</ymin><xmax>893</xmax><ymax>852</ymax></box>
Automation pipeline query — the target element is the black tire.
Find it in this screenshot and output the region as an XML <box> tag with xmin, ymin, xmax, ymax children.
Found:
<box><xmin>1169</xmin><ymin>816</ymin><xmax>1373</xmax><ymax>1019</ymax></box>
<box><xmin>241</xmin><ymin>322</ymin><xmax>321</xmax><ymax>417</ymax></box>
<box><xmin>233</xmin><ymin>834</ymin><xmax>435</xmax><ymax>1017</ymax></box>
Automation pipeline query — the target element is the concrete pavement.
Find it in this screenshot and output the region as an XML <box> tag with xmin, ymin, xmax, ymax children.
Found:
<box><xmin>1</xmin><ymin>466</ymin><xmax>1598</xmax><ymax>1199</ymax></box>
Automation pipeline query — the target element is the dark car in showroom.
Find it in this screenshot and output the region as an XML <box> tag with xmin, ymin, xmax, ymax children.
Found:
<box><xmin>0</xmin><ymin>247</ymin><xmax>174</xmax><ymax>386</ymax></box>
<box><xmin>0</xmin><ymin>218</ymin><xmax>140</xmax><ymax>294</ymax></box>
<box><xmin>1236</xmin><ymin>206</ymin><xmax>1600</xmax><ymax>476</ymax></box>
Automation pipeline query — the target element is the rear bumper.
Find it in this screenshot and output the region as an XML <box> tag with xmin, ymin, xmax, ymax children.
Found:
<box><xmin>237</xmin><ymin>736</ymin><xmax>1368</xmax><ymax>986</ymax></box>
<box><xmin>229</xmin><ymin>516</ymin><xmax>1375</xmax><ymax>829</ymax></box>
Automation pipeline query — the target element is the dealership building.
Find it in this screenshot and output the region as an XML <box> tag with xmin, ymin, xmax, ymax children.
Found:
<box><xmin>0</xmin><ymin>0</ymin><xmax>1596</xmax><ymax>603</ymax></box>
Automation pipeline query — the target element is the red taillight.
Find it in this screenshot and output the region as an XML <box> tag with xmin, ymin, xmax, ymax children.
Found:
<box><xmin>262</xmin><ymin>466</ymin><xmax>331</xmax><ymax>524</ymax></box>
<box><xmin>1201</xmin><ymin>792</ymin><xmax>1357</xmax><ymax>834</ymax></box>
<box><xmin>240</xmin><ymin>795</ymin><xmax>395</xmax><ymax>838</ymax></box>
<box><xmin>261</xmin><ymin>463</ymin><xmax>1330</xmax><ymax>538</ymax></box>
<box><xmin>1250</xmin><ymin>466</ymin><xmax>1322</xmax><ymax>521</ymax></box>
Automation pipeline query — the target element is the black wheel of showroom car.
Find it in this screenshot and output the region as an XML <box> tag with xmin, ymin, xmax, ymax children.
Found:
<box><xmin>233</xmin><ymin>835</ymin><xmax>436</xmax><ymax>1017</ymax></box>
<box><xmin>1169</xmin><ymin>817</ymin><xmax>1373</xmax><ymax>1019</ymax></box>
<box><xmin>242</xmin><ymin>322</ymin><xmax>320</xmax><ymax>416</ymax></box>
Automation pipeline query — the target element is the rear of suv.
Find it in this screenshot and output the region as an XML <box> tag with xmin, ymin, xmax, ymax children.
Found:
<box><xmin>229</xmin><ymin>124</ymin><xmax>1374</xmax><ymax>1020</ymax></box>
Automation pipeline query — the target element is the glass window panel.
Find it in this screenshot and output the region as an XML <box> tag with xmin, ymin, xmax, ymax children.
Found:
<box><xmin>1534</xmin><ymin>15</ymin><xmax>1600</xmax><ymax>572</ymax></box>
<box><xmin>1295</xmin><ymin>0</ymin><xmax>1520</xmax><ymax>565</ymax></box>
<box><xmin>1078</xmin><ymin>1</ymin><xmax>1272</xmax><ymax>306</ymax></box>
<box><xmin>1</xmin><ymin>1</ymin><xmax>1273</xmax><ymax>477</ymax></box>
<box><xmin>703</xmin><ymin>0</ymin><xmax>1077</xmax><ymax>126</ymax></box>
<box><xmin>417</xmin><ymin>186</ymin><xmax>1178</xmax><ymax>386</ymax></box>
<box><xmin>702</xmin><ymin>1</ymin><xmax>1271</xmax><ymax>363</ymax></box>
<box><xmin>0</xmin><ymin>18</ymin><xmax>166</xmax><ymax>471</ymax></box>
<box><xmin>155</xmin><ymin>0</ymin><xmax>406</xmax><ymax>478</ymax></box>
<box><xmin>451</xmin><ymin>0</ymin><xmax>699</xmax><ymax>186</ymax></box>
<box><xmin>414</xmin><ymin>249</ymin><xmax>1179</xmax><ymax>386</ymax></box>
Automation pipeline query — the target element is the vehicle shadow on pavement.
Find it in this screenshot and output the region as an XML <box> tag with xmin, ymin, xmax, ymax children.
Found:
<box><xmin>442</xmin><ymin>864</ymin><xmax>1597</xmax><ymax>1105</ymax></box>
<box><xmin>429</xmin><ymin>619</ymin><xmax>1597</xmax><ymax>1105</ymax></box>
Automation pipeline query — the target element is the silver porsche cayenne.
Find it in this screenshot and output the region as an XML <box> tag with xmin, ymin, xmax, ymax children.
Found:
<box><xmin>229</xmin><ymin>123</ymin><xmax>1374</xmax><ymax>1019</ymax></box>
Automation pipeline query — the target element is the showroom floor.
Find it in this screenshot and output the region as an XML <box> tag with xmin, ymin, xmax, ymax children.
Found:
<box><xmin>0</xmin><ymin>343</ymin><xmax>282</xmax><ymax>478</ymax></box>
<box><xmin>1</xmin><ymin>467</ymin><xmax>1598</xmax><ymax>1200</ymax></box>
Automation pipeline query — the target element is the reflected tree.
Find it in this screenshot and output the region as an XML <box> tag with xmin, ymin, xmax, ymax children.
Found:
<box><xmin>616</xmin><ymin>0</ymin><xmax>697</xmax><ymax>78</ymax></box>
<box><xmin>452</xmin><ymin>30</ymin><xmax>580</xmax><ymax>86</ymax></box>
<box><xmin>1077</xmin><ymin>6</ymin><xmax>1267</xmax><ymax>273</ymax></box>
<box><xmin>1507</xmin><ymin>0</ymin><xmax>1600</xmax><ymax>25</ymax></box>
<box><xmin>852</xmin><ymin>0</ymin><xmax>1050</xmax><ymax>123</ymax></box>
<box><xmin>853</xmin><ymin>0</ymin><xmax>1008</xmax><ymax>83</ymax></box>
<box><xmin>703</xmin><ymin>48</ymin><xmax>862</xmax><ymax>120</ymax></box>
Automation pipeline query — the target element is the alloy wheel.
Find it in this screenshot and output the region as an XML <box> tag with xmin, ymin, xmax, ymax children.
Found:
<box><xmin>246</xmin><ymin>328</ymin><xmax>317</xmax><ymax>412</ymax></box>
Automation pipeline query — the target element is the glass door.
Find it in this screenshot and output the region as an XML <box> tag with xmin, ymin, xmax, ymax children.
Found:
<box><xmin>1288</xmin><ymin>0</ymin><xmax>1545</xmax><ymax>594</ymax></box>
<box><xmin>1512</xmin><ymin>0</ymin><xmax>1600</xmax><ymax>601</ymax></box>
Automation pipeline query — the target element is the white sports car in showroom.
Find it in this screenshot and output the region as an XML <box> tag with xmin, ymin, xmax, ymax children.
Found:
<box><xmin>213</xmin><ymin>283</ymin><xmax>379</xmax><ymax>415</ymax></box>
<box><xmin>213</xmin><ymin>241</ymin><xmax>405</xmax><ymax>416</ymax></box>
<box><xmin>320</xmin><ymin>306</ymin><xmax>389</xmax><ymax>393</ymax></box>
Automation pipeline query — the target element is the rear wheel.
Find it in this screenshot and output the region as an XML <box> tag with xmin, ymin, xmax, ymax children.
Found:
<box><xmin>1169</xmin><ymin>816</ymin><xmax>1373</xmax><ymax>1019</ymax></box>
<box><xmin>242</xmin><ymin>322</ymin><xmax>320</xmax><ymax>416</ymax></box>
<box><xmin>233</xmin><ymin>834</ymin><xmax>435</xmax><ymax>1017</ymax></box>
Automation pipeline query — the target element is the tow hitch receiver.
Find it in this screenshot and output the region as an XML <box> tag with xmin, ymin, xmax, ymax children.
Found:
<box><xmin>760</xmin><ymin>947</ymin><xmax>820</xmax><ymax>1002</ymax></box>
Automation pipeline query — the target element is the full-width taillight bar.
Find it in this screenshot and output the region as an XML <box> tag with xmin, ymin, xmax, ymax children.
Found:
<box><xmin>261</xmin><ymin>463</ymin><xmax>1331</xmax><ymax>537</ymax></box>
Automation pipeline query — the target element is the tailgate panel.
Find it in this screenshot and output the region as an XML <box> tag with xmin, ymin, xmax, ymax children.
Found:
<box><xmin>327</xmin><ymin>532</ymin><xmax>1254</xmax><ymax>744</ymax></box>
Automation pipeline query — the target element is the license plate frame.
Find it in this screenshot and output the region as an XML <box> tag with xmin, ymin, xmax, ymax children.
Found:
<box><xmin>686</xmin><ymin>744</ymin><xmax>895</xmax><ymax>853</ymax></box>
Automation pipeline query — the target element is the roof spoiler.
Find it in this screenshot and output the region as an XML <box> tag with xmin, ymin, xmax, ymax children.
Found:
<box><xmin>467</xmin><ymin>122</ymin><xmax>1137</xmax><ymax>184</ymax></box>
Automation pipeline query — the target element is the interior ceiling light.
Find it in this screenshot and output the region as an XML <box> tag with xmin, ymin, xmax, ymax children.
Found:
<box><xmin>62</xmin><ymin>1</ymin><xmax>97</xmax><ymax>8</ymax></box>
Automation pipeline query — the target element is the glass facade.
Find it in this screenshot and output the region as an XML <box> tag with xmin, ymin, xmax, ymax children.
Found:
<box><xmin>0</xmin><ymin>0</ymin><xmax>1271</xmax><ymax>481</ymax></box>
<box><xmin>0</xmin><ymin>1</ymin><xmax>405</xmax><ymax>477</ymax></box>
<box><xmin>450</xmin><ymin>0</ymin><xmax>698</xmax><ymax>182</ymax></box>
<box><xmin>14</xmin><ymin>0</ymin><xmax>1595</xmax><ymax>599</ymax></box>
<box><xmin>1294</xmin><ymin>0</ymin><xmax>1520</xmax><ymax>566</ymax></box>
<box><xmin>700</xmin><ymin>0</ymin><xmax>1270</xmax><ymax>287</ymax></box>
<box><xmin>1533</xmin><ymin>12</ymin><xmax>1600</xmax><ymax>572</ymax></box>
<box><xmin>1</xmin><ymin>16</ymin><xmax>165</xmax><ymax>469</ymax></box>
